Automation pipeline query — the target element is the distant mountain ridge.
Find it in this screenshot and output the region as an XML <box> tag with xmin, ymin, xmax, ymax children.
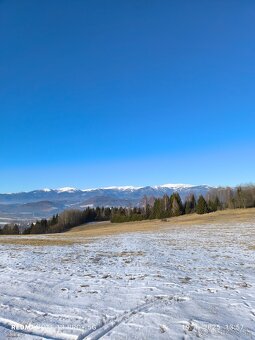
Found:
<box><xmin>0</xmin><ymin>184</ymin><xmax>213</xmax><ymax>225</ymax></box>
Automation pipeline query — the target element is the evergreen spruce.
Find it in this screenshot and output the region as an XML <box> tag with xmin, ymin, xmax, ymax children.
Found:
<box><xmin>170</xmin><ymin>193</ymin><xmax>183</xmax><ymax>216</ymax></box>
<box><xmin>196</xmin><ymin>195</ymin><xmax>208</xmax><ymax>214</ymax></box>
<box><xmin>184</xmin><ymin>194</ymin><xmax>196</xmax><ymax>214</ymax></box>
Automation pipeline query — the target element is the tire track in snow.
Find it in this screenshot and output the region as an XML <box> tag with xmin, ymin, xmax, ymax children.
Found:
<box><xmin>77</xmin><ymin>295</ymin><xmax>188</xmax><ymax>340</ymax></box>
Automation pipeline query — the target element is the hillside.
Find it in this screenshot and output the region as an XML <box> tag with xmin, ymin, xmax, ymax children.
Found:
<box><xmin>1</xmin><ymin>208</ymin><xmax>255</xmax><ymax>246</ymax></box>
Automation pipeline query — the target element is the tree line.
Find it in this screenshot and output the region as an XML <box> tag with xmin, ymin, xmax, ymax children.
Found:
<box><xmin>1</xmin><ymin>185</ymin><xmax>255</xmax><ymax>234</ymax></box>
<box><xmin>0</xmin><ymin>207</ymin><xmax>111</xmax><ymax>235</ymax></box>
<box><xmin>23</xmin><ymin>207</ymin><xmax>112</xmax><ymax>234</ymax></box>
<box><xmin>111</xmin><ymin>185</ymin><xmax>255</xmax><ymax>223</ymax></box>
<box><xmin>110</xmin><ymin>193</ymin><xmax>218</xmax><ymax>222</ymax></box>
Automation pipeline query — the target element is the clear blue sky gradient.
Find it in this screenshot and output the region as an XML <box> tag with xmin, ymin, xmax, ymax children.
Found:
<box><xmin>0</xmin><ymin>0</ymin><xmax>255</xmax><ymax>192</ymax></box>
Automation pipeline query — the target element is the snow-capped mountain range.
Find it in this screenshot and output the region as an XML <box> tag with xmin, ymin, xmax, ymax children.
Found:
<box><xmin>38</xmin><ymin>183</ymin><xmax>198</xmax><ymax>193</ymax></box>
<box><xmin>0</xmin><ymin>184</ymin><xmax>213</xmax><ymax>224</ymax></box>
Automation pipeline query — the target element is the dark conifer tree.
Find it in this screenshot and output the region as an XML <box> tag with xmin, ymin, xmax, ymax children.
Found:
<box><xmin>170</xmin><ymin>193</ymin><xmax>183</xmax><ymax>216</ymax></box>
<box><xmin>12</xmin><ymin>224</ymin><xmax>20</xmax><ymax>234</ymax></box>
<box><xmin>184</xmin><ymin>194</ymin><xmax>196</xmax><ymax>214</ymax></box>
<box><xmin>196</xmin><ymin>195</ymin><xmax>209</xmax><ymax>214</ymax></box>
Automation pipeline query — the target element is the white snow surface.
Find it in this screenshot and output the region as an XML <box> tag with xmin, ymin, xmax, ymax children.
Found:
<box><xmin>81</xmin><ymin>186</ymin><xmax>143</xmax><ymax>192</ymax></box>
<box><xmin>155</xmin><ymin>183</ymin><xmax>195</xmax><ymax>189</ymax></box>
<box><xmin>57</xmin><ymin>187</ymin><xmax>78</xmax><ymax>193</ymax></box>
<box><xmin>0</xmin><ymin>222</ymin><xmax>254</xmax><ymax>339</ymax></box>
<box><xmin>82</xmin><ymin>184</ymin><xmax>200</xmax><ymax>192</ymax></box>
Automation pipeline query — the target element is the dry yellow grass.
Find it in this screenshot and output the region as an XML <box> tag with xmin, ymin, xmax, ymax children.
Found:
<box><xmin>0</xmin><ymin>208</ymin><xmax>254</xmax><ymax>246</ymax></box>
<box><xmin>0</xmin><ymin>238</ymin><xmax>78</xmax><ymax>246</ymax></box>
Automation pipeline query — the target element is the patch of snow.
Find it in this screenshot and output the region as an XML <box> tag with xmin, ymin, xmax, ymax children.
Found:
<box><xmin>102</xmin><ymin>186</ymin><xmax>143</xmax><ymax>191</ymax></box>
<box><xmin>57</xmin><ymin>187</ymin><xmax>78</xmax><ymax>193</ymax></box>
<box><xmin>82</xmin><ymin>186</ymin><xmax>143</xmax><ymax>192</ymax></box>
<box><xmin>157</xmin><ymin>183</ymin><xmax>196</xmax><ymax>189</ymax></box>
<box><xmin>41</xmin><ymin>188</ymin><xmax>52</xmax><ymax>192</ymax></box>
<box><xmin>79</xmin><ymin>204</ymin><xmax>94</xmax><ymax>208</ymax></box>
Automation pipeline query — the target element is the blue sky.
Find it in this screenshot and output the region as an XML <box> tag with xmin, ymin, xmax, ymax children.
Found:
<box><xmin>0</xmin><ymin>0</ymin><xmax>255</xmax><ymax>192</ymax></box>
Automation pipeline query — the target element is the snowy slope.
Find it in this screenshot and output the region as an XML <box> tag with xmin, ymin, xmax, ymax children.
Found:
<box><xmin>0</xmin><ymin>221</ymin><xmax>254</xmax><ymax>339</ymax></box>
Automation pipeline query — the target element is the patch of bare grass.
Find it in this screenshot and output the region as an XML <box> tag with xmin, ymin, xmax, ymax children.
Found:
<box><xmin>0</xmin><ymin>208</ymin><xmax>254</xmax><ymax>246</ymax></box>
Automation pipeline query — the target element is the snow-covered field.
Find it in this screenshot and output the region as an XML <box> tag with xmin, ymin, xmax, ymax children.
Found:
<box><xmin>0</xmin><ymin>222</ymin><xmax>254</xmax><ymax>339</ymax></box>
